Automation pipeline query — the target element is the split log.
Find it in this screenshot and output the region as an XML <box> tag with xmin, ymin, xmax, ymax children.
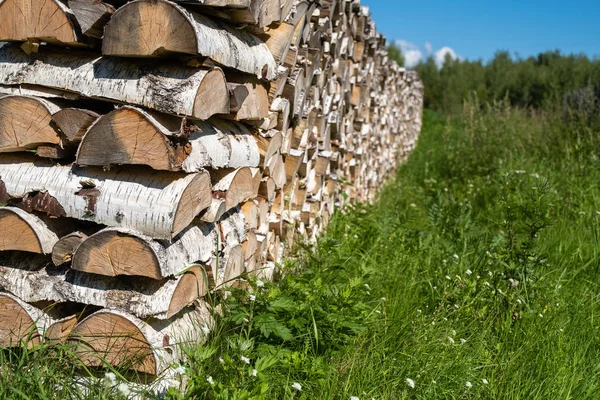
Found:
<box><xmin>52</xmin><ymin>232</ymin><xmax>88</xmax><ymax>266</ymax></box>
<box><xmin>52</xmin><ymin>108</ymin><xmax>100</xmax><ymax>144</ymax></box>
<box><xmin>0</xmin><ymin>256</ymin><xmax>210</xmax><ymax>319</ymax></box>
<box><xmin>102</xmin><ymin>0</ymin><xmax>277</xmax><ymax>80</ymax></box>
<box><xmin>199</xmin><ymin>199</ymin><xmax>227</xmax><ymax>223</ymax></box>
<box><xmin>212</xmin><ymin>167</ymin><xmax>256</xmax><ymax>211</ymax></box>
<box><xmin>0</xmin><ymin>0</ymin><xmax>85</xmax><ymax>46</ymax></box>
<box><xmin>0</xmin><ymin>292</ymin><xmax>53</xmax><ymax>347</ymax></box>
<box><xmin>0</xmin><ymin>154</ymin><xmax>212</xmax><ymax>239</ymax></box>
<box><xmin>0</xmin><ymin>44</ymin><xmax>229</xmax><ymax>120</ymax></box>
<box><xmin>227</xmin><ymin>81</ymin><xmax>269</xmax><ymax>121</ymax></box>
<box><xmin>76</xmin><ymin>107</ymin><xmax>259</xmax><ymax>172</ymax></box>
<box><xmin>0</xmin><ymin>207</ymin><xmax>58</xmax><ymax>254</ymax></box>
<box><xmin>68</xmin><ymin>306</ymin><xmax>212</xmax><ymax>375</ymax></box>
<box><xmin>0</xmin><ymin>95</ymin><xmax>61</xmax><ymax>152</ymax></box>
<box><xmin>67</xmin><ymin>0</ymin><xmax>115</xmax><ymax>39</ymax></box>
<box><xmin>71</xmin><ymin>224</ymin><xmax>217</xmax><ymax>279</ymax></box>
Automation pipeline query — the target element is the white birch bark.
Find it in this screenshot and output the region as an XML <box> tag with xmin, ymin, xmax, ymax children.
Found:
<box><xmin>0</xmin><ymin>44</ymin><xmax>229</xmax><ymax>120</ymax></box>
<box><xmin>0</xmin><ymin>154</ymin><xmax>212</xmax><ymax>239</ymax></box>
<box><xmin>0</xmin><ymin>261</ymin><xmax>208</xmax><ymax>319</ymax></box>
<box><xmin>102</xmin><ymin>0</ymin><xmax>277</xmax><ymax>80</ymax></box>
<box><xmin>71</xmin><ymin>224</ymin><xmax>218</xmax><ymax>279</ymax></box>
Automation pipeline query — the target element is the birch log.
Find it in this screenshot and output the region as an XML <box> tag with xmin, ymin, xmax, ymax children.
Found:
<box><xmin>67</xmin><ymin>0</ymin><xmax>115</xmax><ymax>39</ymax></box>
<box><xmin>0</xmin><ymin>154</ymin><xmax>212</xmax><ymax>239</ymax></box>
<box><xmin>0</xmin><ymin>292</ymin><xmax>54</xmax><ymax>347</ymax></box>
<box><xmin>0</xmin><ymin>44</ymin><xmax>229</xmax><ymax>120</ymax></box>
<box><xmin>76</xmin><ymin>107</ymin><xmax>260</xmax><ymax>172</ymax></box>
<box><xmin>68</xmin><ymin>306</ymin><xmax>212</xmax><ymax>375</ymax></box>
<box><xmin>212</xmin><ymin>167</ymin><xmax>256</xmax><ymax>211</ymax></box>
<box><xmin>0</xmin><ymin>256</ymin><xmax>210</xmax><ymax>319</ymax></box>
<box><xmin>102</xmin><ymin>0</ymin><xmax>277</xmax><ymax>80</ymax></box>
<box><xmin>0</xmin><ymin>95</ymin><xmax>61</xmax><ymax>152</ymax></box>
<box><xmin>0</xmin><ymin>0</ymin><xmax>84</xmax><ymax>46</ymax></box>
<box><xmin>0</xmin><ymin>207</ymin><xmax>58</xmax><ymax>254</ymax></box>
<box><xmin>71</xmin><ymin>224</ymin><xmax>217</xmax><ymax>279</ymax></box>
<box><xmin>52</xmin><ymin>232</ymin><xmax>88</xmax><ymax>266</ymax></box>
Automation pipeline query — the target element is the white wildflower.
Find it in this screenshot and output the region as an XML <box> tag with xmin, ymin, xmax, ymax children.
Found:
<box><xmin>173</xmin><ymin>365</ymin><xmax>186</xmax><ymax>375</ymax></box>
<box><xmin>514</xmin><ymin>170</ymin><xmax>525</xmax><ymax>174</ymax></box>
<box><xmin>465</xmin><ymin>269</ymin><xmax>472</xmax><ymax>275</ymax></box>
<box><xmin>482</xmin><ymin>378</ymin><xmax>489</xmax><ymax>385</ymax></box>
<box><xmin>488</xmin><ymin>271</ymin><xmax>493</xmax><ymax>277</ymax></box>
<box><xmin>453</xmin><ymin>254</ymin><xmax>459</xmax><ymax>260</ymax></box>
<box><xmin>405</xmin><ymin>378</ymin><xmax>415</xmax><ymax>388</ymax></box>
<box><xmin>375</xmin><ymin>310</ymin><xmax>381</xmax><ymax>314</ymax></box>
<box><xmin>460</xmin><ymin>338</ymin><xmax>466</xmax><ymax>344</ymax></box>
<box><xmin>104</xmin><ymin>372</ymin><xmax>117</xmax><ymax>387</ymax></box>
<box><xmin>454</xmin><ymin>304</ymin><xmax>460</xmax><ymax>309</ymax></box>
<box><xmin>364</xmin><ymin>283</ymin><xmax>371</xmax><ymax>290</ymax></box>
<box><xmin>219</xmin><ymin>357</ymin><xmax>225</xmax><ymax>364</ymax></box>
<box><xmin>516</xmin><ymin>299</ymin><xmax>522</xmax><ymax>304</ymax></box>
<box><xmin>207</xmin><ymin>376</ymin><xmax>215</xmax><ymax>385</ymax></box>
<box><xmin>443</xmin><ymin>317</ymin><xmax>448</xmax><ymax>321</ymax></box>
<box><xmin>447</xmin><ymin>336</ymin><xmax>455</xmax><ymax>344</ymax></box>
<box><xmin>432</xmin><ymin>380</ymin><xmax>437</xmax><ymax>384</ymax></box>
<box><xmin>252</xmin><ymin>369</ymin><xmax>258</xmax><ymax>377</ymax></box>
<box><xmin>477</xmin><ymin>275</ymin><xmax>481</xmax><ymax>279</ymax></box>
<box><xmin>410</xmin><ymin>203</ymin><xmax>417</xmax><ymax>208</ymax></box>
<box><xmin>508</xmin><ymin>278</ymin><xmax>519</xmax><ymax>288</ymax></box>
<box><xmin>353</xmin><ymin>234</ymin><xmax>358</xmax><ymax>239</ymax></box>
<box><xmin>249</xmin><ymin>294</ymin><xmax>256</xmax><ymax>301</ymax></box>
<box><xmin>350</xmin><ymin>397</ymin><xmax>360</xmax><ymax>400</ymax></box>
<box><xmin>243</xmin><ymin>318</ymin><xmax>250</xmax><ymax>323</ymax></box>
<box><xmin>539</xmin><ymin>313</ymin><xmax>544</xmax><ymax>318</ymax></box>
<box><xmin>256</xmin><ymin>279</ymin><xmax>265</xmax><ymax>288</ymax></box>
<box><xmin>466</xmin><ymin>381</ymin><xmax>472</xmax><ymax>388</ymax></box>
<box><xmin>381</xmin><ymin>297</ymin><xmax>386</xmax><ymax>301</ymax></box>
<box><xmin>116</xmin><ymin>382</ymin><xmax>131</xmax><ymax>397</ymax></box>
<box><xmin>484</xmin><ymin>281</ymin><xmax>491</xmax><ymax>287</ymax></box>
<box><xmin>451</xmin><ymin>329</ymin><xmax>456</xmax><ymax>336</ymax></box>
<box><xmin>417</xmin><ymin>309</ymin><xmax>422</xmax><ymax>314</ymax></box>
<box><xmin>292</xmin><ymin>382</ymin><xmax>302</xmax><ymax>391</ymax></box>
<box><xmin>241</xmin><ymin>356</ymin><xmax>251</xmax><ymax>365</ymax></box>
<box><xmin>497</xmin><ymin>288</ymin><xmax>504</xmax><ymax>295</ymax></box>
<box><xmin>445</xmin><ymin>275</ymin><xmax>452</xmax><ymax>280</ymax></box>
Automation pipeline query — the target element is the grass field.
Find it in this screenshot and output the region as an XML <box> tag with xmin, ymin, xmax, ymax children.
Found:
<box><xmin>3</xmin><ymin>99</ymin><xmax>600</xmax><ymax>399</ymax></box>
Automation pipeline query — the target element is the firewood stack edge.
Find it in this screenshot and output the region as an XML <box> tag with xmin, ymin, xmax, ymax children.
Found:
<box><xmin>0</xmin><ymin>0</ymin><xmax>423</xmax><ymax>377</ymax></box>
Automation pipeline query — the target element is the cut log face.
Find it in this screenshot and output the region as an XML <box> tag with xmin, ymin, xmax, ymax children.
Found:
<box><xmin>52</xmin><ymin>232</ymin><xmax>88</xmax><ymax>266</ymax></box>
<box><xmin>0</xmin><ymin>292</ymin><xmax>51</xmax><ymax>347</ymax></box>
<box><xmin>0</xmin><ymin>155</ymin><xmax>212</xmax><ymax>239</ymax></box>
<box><xmin>0</xmin><ymin>95</ymin><xmax>61</xmax><ymax>152</ymax></box>
<box><xmin>72</xmin><ymin>224</ymin><xmax>217</xmax><ymax>279</ymax></box>
<box><xmin>0</xmin><ymin>207</ymin><xmax>58</xmax><ymax>254</ymax></box>
<box><xmin>0</xmin><ymin>254</ymin><xmax>209</xmax><ymax>319</ymax></box>
<box><xmin>52</xmin><ymin>108</ymin><xmax>100</xmax><ymax>143</ymax></box>
<box><xmin>0</xmin><ymin>44</ymin><xmax>229</xmax><ymax>120</ymax></box>
<box><xmin>76</xmin><ymin>107</ymin><xmax>260</xmax><ymax>172</ymax></box>
<box><xmin>103</xmin><ymin>0</ymin><xmax>277</xmax><ymax>80</ymax></box>
<box><xmin>0</xmin><ymin>0</ymin><xmax>79</xmax><ymax>45</ymax></box>
<box><xmin>212</xmin><ymin>167</ymin><xmax>256</xmax><ymax>211</ymax></box>
<box><xmin>68</xmin><ymin>306</ymin><xmax>212</xmax><ymax>375</ymax></box>
<box><xmin>67</xmin><ymin>0</ymin><xmax>115</xmax><ymax>39</ymax></box>
<box><xmin>69</xmin><ymin>310</ymin><xmax>158</xmax><ymax>374</ymax></box>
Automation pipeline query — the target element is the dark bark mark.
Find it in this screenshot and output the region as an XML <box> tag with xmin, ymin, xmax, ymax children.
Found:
<box><xmin>75</xmin><ymin>188</ymin><xmax>101</xmax><ymax>217</ymax></box>
<box><xmin>19</xmin><ymin>191</ymin><xmax>67</xmax><ymax>217</ymax></box>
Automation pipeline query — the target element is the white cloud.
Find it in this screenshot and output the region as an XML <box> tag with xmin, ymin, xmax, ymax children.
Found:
<box><xmin>393</xmin><ymin>40</ymin><xmax>462</xmax><ymax>69</ymax></box>
<box><xmin>424</xmin><ymin>42</ymin><xmax>433</xmax><ymax>55</ymax></box>
<box><xmin>394</xmin><ymin>39</ymin><xmax>423</xmax><ymax>68</ymax></box>
<box><xmin>434</xmin><ymin>46</ymin><xmax>460</xmax><ymax>67</ymax></box>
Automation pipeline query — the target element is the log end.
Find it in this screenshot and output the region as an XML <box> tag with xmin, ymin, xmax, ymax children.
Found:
<box><xmin>72</xmin><ymin>230</ymin><xmax>162</xmax><ymax>279</ymax></box>
<box><xmin>0</xmin><ymin>293</ymin><xmax>42</xmax><ymax>347</ymax></box>
<box><xmin>67</xmin><ymin>310</ymin><xmax>158</xmax><ymax>375</ymax></box>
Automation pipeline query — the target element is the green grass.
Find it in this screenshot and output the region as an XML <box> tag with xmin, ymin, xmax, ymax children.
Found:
<box><xmin>3</xmin><ymin>98</ymin><xmax>600</xmax><ymax>399</ymax></box>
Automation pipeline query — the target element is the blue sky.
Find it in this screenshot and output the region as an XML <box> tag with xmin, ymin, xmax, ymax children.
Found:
<box><xmin>363</xmin><ymin>0</ymin><xmax>600</xmax><ymax>67</ymax></box>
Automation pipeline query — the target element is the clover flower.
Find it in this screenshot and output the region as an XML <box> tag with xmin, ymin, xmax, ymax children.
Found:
<box><xmin>292</xmin><ymin>382</ymin><xmax>302</xmax><ymax>391</ymax></box>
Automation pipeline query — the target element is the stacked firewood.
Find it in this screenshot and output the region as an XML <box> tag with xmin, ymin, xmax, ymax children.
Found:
<box><xmin>0</xmin><ymin>0</ymin><xmax>423</xmax><ymax>376</ymax></box>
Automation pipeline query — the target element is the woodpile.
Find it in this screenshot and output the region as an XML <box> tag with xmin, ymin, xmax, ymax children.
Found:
<box><xmin>0</xmin><ymin>0</ymin><xmax>423</xmax><ymax>378</ymax></box>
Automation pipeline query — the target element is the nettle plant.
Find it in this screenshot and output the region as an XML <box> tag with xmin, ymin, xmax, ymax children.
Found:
<box><xmin>169</xmin><ymin>237</ymin><xmax>383</xmax><ymax>399</ymax></box>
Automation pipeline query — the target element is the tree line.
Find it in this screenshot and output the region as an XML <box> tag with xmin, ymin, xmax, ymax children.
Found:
<box><xmin>387</xmin><ymin>43</ymin><xmax>600</xmax><ymax>115</ymax></box>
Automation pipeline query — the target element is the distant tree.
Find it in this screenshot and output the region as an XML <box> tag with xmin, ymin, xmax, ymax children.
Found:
<box><xmin>413</xmin><ymin>49</ymin><xmax>600</xmax><ymax>114</ymax></box>
<box><xmin>387</xmin><ymin>42</ymin><xmax>405</xmax><ymax>67</ymax></box>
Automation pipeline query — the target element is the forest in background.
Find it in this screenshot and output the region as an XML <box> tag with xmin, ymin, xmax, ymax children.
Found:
<box><xmin>388</xmin><ymin>43</ymin><xmax>600</xmax><ymax>115</ymax></box>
